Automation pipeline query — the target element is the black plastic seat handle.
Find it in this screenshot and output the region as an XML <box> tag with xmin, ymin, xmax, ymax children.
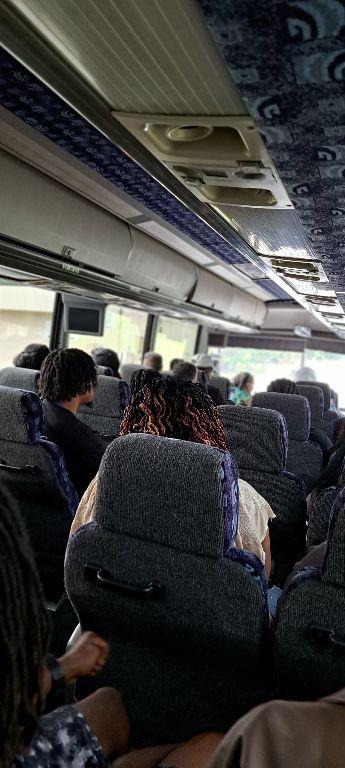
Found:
<box><xmin>84</xmin><ymin>564</ymin><xmax>166</xmax><ymax>600</ymax></box>
<box><xmin>0</xmin><ymin>460</ymin><xmax>39</xmax><ymax>475</ymax></box>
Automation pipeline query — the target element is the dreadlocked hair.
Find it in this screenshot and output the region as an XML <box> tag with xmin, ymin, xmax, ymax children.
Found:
<box><xmin>0</xmin><ymin>487</ymin><xmax>49</xmax><ymax>766</ymax></box>
<box><xmin>39</xmin><ymin>348</ymin><xmax>97</xmax><ymax>401</ymax></box>
<box><xmin>120</xmin><ymin>373</ymin><xmax>170</xmax><ymax>437</ymax></box>
<box><xmin>120</xmin><ymin>374</ymin><xmax>227</xmax><ymax>450</ymax></box>
<box><xmin>171</xmin><ymin>380</ymin><xmax>228</xmax><ymax>450</ymax></box>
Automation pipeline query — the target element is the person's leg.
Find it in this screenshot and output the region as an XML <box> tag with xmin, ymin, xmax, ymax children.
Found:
<box><xmin>74</xmin><ymin>686</ymin><xmax>129</xmax><ymax>759</ymax></box>
<box><xmin>112</xmin><ymin>734</ymin><xmax>223</xmax><ymax>768</ymax></box>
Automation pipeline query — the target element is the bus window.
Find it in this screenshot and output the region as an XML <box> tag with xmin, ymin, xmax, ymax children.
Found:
<box><xmin>0</xmin><ymin>285</ymin><xmax>54</xmax><ymax>368</ymax></box>
<box><xmin>209</xmin><ymin>346</ymin><xmax>302</xmax><ymax>393</ymax></box>
<box><xmin>68</xmin><ymin>304</ymin><xmax>147</xmax><ymax>364</ymax></box>
<box><xmin>305</xmin><ymin>349</ymin><xmax>345</xmax><ymax>408</ymax></box>
<box><xmin>154</xmin><ymin>317</ymin><xmax>198</xmax><ymax>370</ymax></box>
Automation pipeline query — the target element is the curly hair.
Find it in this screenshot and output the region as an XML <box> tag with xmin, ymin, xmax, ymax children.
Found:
<box><xmin>13</xmin><ymin>344</ymin><xmax>49</xmax><ymax>371</ymax></box>
<box><xmin>91</xmin><ymin>348</ymin><xmax>120</xmax><ymax>377</ymax></box>
<box><xmin>120</xmin><ymin>374</ymin><xmax>227</xmax><ymax>450</ymax></box>
<box><xmin>0</xmin><ymin>487</ymin><xmax>49</xmax><ymax>766</ymax></box>
<box><xmin>39</xmin><ymin>348</ymin><xmax>97</xmax><ymax>402</ymax></box>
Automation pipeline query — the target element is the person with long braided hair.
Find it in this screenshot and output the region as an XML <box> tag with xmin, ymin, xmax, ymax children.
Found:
<box><xmin>71</xmin><ymin>373</ymin><xmax>274</xmax><ymax>574</ymax></box>
<box><xmin>40</xmin><ymin>348</ymin><xmax>108</xmax><ymax>498</ymax></box>
<box><xmin>0</xmin><ymin>486</ymin><xmax>129</xmax><ymax>767</ymax></box>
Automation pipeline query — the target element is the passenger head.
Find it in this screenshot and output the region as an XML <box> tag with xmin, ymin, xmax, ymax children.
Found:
<box><xmin>120</xmin><ymin>374</ymin><xmax>227</xmax><ymax>449</ymax></box>
<box><xmin>13</xmin><ymin>343</ymin><xmax>49</xmax><ymax>371</ymax></box>
<box><xmin>267</xmin><ymin>378</ymin><xmax>298</xmax><ymax>394</ymax></box>
<box><xmin>173</xmin><ymin>361</ymin><xmax>197</xmax><ymax>383</ymax></box>
<box><xmin>294</xmin><ymin>366</ymin><xmax>316</xmax><ymax>382</ymax></box>
<box><xmin>143</xmin><ymin>351</ymin><xmax>163</xmax><ymax>373</ymax></box>
<box><xmin>130</xmin><ymin>368</ymin><xmax>162</xmax><ymax>396</ymax></box>
<box><xmin>233</xmin><ymin>371</ymin><xmax>254</xmax><ymax>394</ymax></box>
<box><xmin>0</xmin><ymin>488</ymin><xmax>49</xmax><ymax>765</ymax></box>
<box><xmin>39</xmin><ymin>348</ymin><xmax>97</xmax><ymax>406</ymax></box>
<box><xmin>191</xmin><ymin>353</ymin><xmax>214</xmax><ymax>381</ymax></box>
<box><xmin>91</xmin><ymin>347</ymin><xmax>120</xmax><ymax>377</ymax></box>
<box><xmin>170</xmin><ymin>358</ymin><xmax>184</xmax><ymax>371</ymax></box>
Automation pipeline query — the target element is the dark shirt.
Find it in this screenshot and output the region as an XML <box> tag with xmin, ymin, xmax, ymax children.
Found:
<box><xmin>41</xmin><ymin>400</ymin><xmax>107</xmax><ymax>499</ymax></box>
<box><xmin>208</xmin><ymin>385</ymin><xmax>226</xmax><ymax>406</ymax></box>
<box><xmin>314</xmin><ymin>441</ymin><xmax>345</xmax><ymax>493</ymax></box>
<box><xmin>309</xmin><ymin>427</ymin><xmax>333</xmax><ymax>460</ymax></box>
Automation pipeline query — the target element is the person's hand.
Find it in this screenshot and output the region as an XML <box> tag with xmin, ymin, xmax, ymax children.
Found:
<box><xmin>58</xmin><ymin>631</ymin><xmax>109</xmax><ymax>683</ymax></box>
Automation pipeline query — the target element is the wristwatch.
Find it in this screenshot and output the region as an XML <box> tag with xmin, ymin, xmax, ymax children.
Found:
<box><xmin>45</xmin><ymin>654</ymin><xmax>65</xmax><ymax>697</ymax></box>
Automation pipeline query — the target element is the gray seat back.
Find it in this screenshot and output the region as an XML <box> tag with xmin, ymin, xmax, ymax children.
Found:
<box><xmin>252</xmin><ymin>392</ymin><xmax>322</xmax><ymax>492</ymax></box>
<box><xmin>77</xmin><ymin>375</ymin><xmax>130</xmax><ymax>439</ymax></box>
<box><xmin>301</xmin><ymin>380</ymin><xmax>338</xmax><ymax>424</ymax></box>
<box><xmin>219</xmin><ymin>405</ymin><xmax>307</xmax><ymax>583</ymax></box>
<box><xmin>0</xmin><ymin>365</ymin><xmax>39</xmax><ymax>392</ymax></box>
<box><xmin>275</xmin><ymin>487</ymin><xmax>345</xmax><ymax>700</ymax></box>
<box><xmin>297</xmin><ymin>384</ymin><xmax>332</xmax><ymax>438</ymax></box>
<box><xmin>210</xmin><ymin>375</ymin><xmax>231</xmax><ymax>401</ymax></box>
<box><xmin>307</xmin><ymin>455</ymin><xmax>345</xmax><ymax>549</ymax></box>
<box><xmin>119</xmin><ymin>363</ymin><xmax>143</xmax><ymax>386</ymax></box>
<box><xmin>65</xmin><ymin>433</ymin><xmax>269</xmax><ymax>742</ymax></box>
<box><xmin>0</xmin><ymin>385</ymin><xmax>77</xmax><ymax>598</ymax></box>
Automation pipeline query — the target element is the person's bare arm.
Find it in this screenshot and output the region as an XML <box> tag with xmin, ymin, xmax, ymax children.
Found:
<box><xmin>41</xmin><ymin>631</ymin><xmax>109</xmax><ymax>696</ymax></box>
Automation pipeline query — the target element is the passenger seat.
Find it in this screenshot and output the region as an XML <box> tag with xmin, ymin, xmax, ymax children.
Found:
<box><xmin>210</xmin><ymin>375</ymin><xmax>232</xmax><ymax>401</ymax></box>
<box><xmin>77</xmin><ymin>375</ymin><xmax>130</xmax><ymax>439</ymax></box>
<box><xmin>65</xmin><ymin>433</ymin><xmax>270</xmax><ymax>743</ymax></box>
<box><xmin>0</xmin><ymin>365</ymin><xmax>39</xmax><ymax>392</ymax></box>
<box><xmin>275</xmin><ymin>486</ymin><xmax>345</xmax><ymax>700</ymax></box>
<box><xmin>119</xmin><ymin>363</ymin><xmax>143</xmax><ymax>386</ymax></box>
<box><xmin>297</xmin><ymin>383</ymin><xmax>334</xmax><ymax>434</ymax></box>
<box><xmin>96</xmin><ymin>364</ymin><xmax>113</xmax><ymax>376</ymax></box>
<box><xmin>219</xmin><ymin>404</ymin><xmax>307</xmax><ymax>584</ymax></box>
<box><xmin>0</xmin><ymin>385</ymin><xmax>77</xmax><ymax>599</ymax></box>
<box><xmin>252</xmin><ymin>391</ymin><xmax>322</xmax><ymax>492</ymax></box>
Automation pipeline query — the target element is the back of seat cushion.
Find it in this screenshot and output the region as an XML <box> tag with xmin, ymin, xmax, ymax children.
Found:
<box><xmin>219</xmin><ymin>405</ymin><xmax>306</xmax><ymax>582</ymax></box>
<box><xmin>119</xmin><ymin>363</ymin><xmax>143</xmax><ymax>386</ymax></box>
<box><xmin>210</xmin><ymin>375</ymin><xmax>231</xmax><ymax>401</ymax></box>
<box><xmin>275</xmin><ymin>488</ymin><xmax>345</xmax><ymax>700</ymax></box>
<box><xmin>65</xmin><ymin>434</ymin><xmax>270</xmax><ymax>742</ymax></box>
<box><xmin>77</xmin><ymin>375</ymin><xmax>129</xmax><ymax>438</ymax></box>
<box><xmin>252</xmin><ymin>392</ymin><xmax>322</xmax><ymax>491</ymax></box>
<box><xmin>219</xmin><ymin>404</ymin><xmax>288</xmax><ymax>473</ymax></box>
<box><xmin>96</xmin><ymin>365</ymin><xmax>113</xmax><ymax>376</ymax></box>
<box><xmin>0</xmin><ymin>365</ymin><xmax>39</xmax><ymax>392</ymax></box>
<box><xmin>297</xmin><ymin>384</ymin><xmax>332</xmax><ymax>438</ymax></box>
<box><xmin>0</xmin><ymin>386</ymin><xmax>76</xmax><ymax>598</ymax></box>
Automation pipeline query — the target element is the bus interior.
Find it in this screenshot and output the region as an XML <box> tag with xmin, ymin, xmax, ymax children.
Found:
<box><xmin>0</xmin><ymin>0</ymin><xmax>345</xmax><ymax>763</ymax></box>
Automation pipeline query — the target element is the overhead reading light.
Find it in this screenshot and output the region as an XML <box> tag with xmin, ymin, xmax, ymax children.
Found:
<box><xmin>294</xmin><ymin>325</ymin><xmax>311</xmax><ymax>338</ymax></box>
<box><xmin>165</xmin><ymin>125</ymin><xmax>213</xmax><ymax>142</ymax></box>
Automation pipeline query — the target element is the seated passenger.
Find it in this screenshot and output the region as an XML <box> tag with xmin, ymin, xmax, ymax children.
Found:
<box><xmin>91</xmin><ymin>347</ymin><xmax>121</xmax><ymax>378</ymax></box>
<box><xmin>173</xmin><ymin>360</ymin><xmax>197</xmax><ymax>382</ymax></box>
<box><xmin>267</xmin><ymin>378</ymin><xmax>332</xmax><ymax>460</ymax></box>
<box><xmin>13</xmin><ymin>343</ymin><xmax>49</xmax><ymax>370</ymax></box>
<box><xmin>0</xmin><ymin>487</ymin><xmax>129</xmax><ymax>767</ymax></box>
<box><xmin>72</xmin><ymin>373</ymin><xmax>274</xmax><ymax>575</ymax></box>
<box><xmin>294</xmin><ymin>365</ymin><xmax>317</xmax><ymax>382</ymax></box>
<box><xmin>170</xmin><ymin>357</ymin><xmax>184</xmax><ymax>371</ymax></box>
<box><xmin>143</xmin><ymin>351</ymin><xmax>163</xmax><ymax>373</ymax></box>
<box><xmin>208</xmin><ymin>688</ymin><xmax>345</xmax><ymax>768</ymax></box>
<box><xmin>191</xmin><ymin>353</ymin><xmax>225</xmax><ymax>405</ymax></box>
<box><xmin>231</xmin><ymin>372</ymin><xmax>254</xmax><ymax>406</ymax></box>
<box><xmin>40</xmin><ymin>349</ymin><xmax>107</xmax><ymax>498</ymax></box>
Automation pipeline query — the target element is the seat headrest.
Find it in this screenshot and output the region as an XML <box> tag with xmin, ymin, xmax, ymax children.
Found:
<box><xmin>0</xmin><ymin>386</ymin><xmax>42</xmax><ymax>443</ymax></box>
<box><xmin>94</xmin><ymin>433</ymin><xmax>238</xmax><ymax>557</ymax></box>
<box><xmin>0</xmin><ymin>366</ymin><xmax>39</xmax><ymax>392</ymax></box>
<box><xmin>118</xmin><ymin>364</ymin><xmax>143</xmax><ymax>386</ymax></box>
<box><xmin>298</xmin><ymin>380</ymin><xmax>330</xmax><ymax>411</ymax></box>
<box><xmin>96</xmin><ymin>365</ymin><xmax>113</xmax><ymax>376</ymax></box>
<box><xmin>210</xmin><ymin>375</ymin><xmax>231</xmax><ymax>399</ymax></box>
<box><xmin>252</xmin><ymin>392</ymin><xmax>310</xmax><ymax>441</ymax></box>
<box><xmin>219</xmin><ymin>405</ymin><xmax>288</xmax><ymax>473</ymax></box>
<box><xmin>297</xmin><ymin>384</ymin><xmax>324</xmax><ymax>420</ymax></box>
<box><xmin>78</xmin><ymin>375</ymin><xmax>130</xmax><ymax>418</ymax></box>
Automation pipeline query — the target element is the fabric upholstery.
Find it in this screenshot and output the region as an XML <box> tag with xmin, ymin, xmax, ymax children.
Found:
<box><xmin>77</xmin><ymin>375</ymin><xmax>130</xmax><ymax>438</ymax></box>
<box><xmin>275</xmin><ymin>487</ymin><xmax>345</xmax><ymax>700</ymax></box>
<box><xmin>307</xmin><ymin>457</ymin><xmax>345</xmax><ymax>549</ymax></box>
<box><xmin>0</xmin><ymin>386</ymin><xmax>77</xmax><ymax>598</ymax></box>
<box><xmin>298</xmin><ymin>381</ymin><xmax>331</xmax><ymax>411</ymax></box>
<box><xmin>210</xmin><ymin>375</ymin><xmax>231</xmax><ymax>401</ymax></box>
<box><xmin>297</xmin><ymin>384</ymin><xmax>332</xmax><ymax>438</ymax></box>
<box><xmin>65</xmin><ymin>434</ymin><xmax>270</xmax><ymax>742</ymax></box>
<box><xmin>219</xmin><ymin>405</ymin><xmax>307</xmax><ymax>583</ymax></box>
<box><xmin>0</xmin><ymin>365</ymin><xmax>39</xmax><ymax>392</ymax></box>
<box><xmin>119</xmin><ymin>364</ymin><xmax>143</xmax><ymax>386</ymax></box>
<box><xmin>252</xmin><ymin>392</ymin><xmax>322</xmax><ymax>492</ymax></box>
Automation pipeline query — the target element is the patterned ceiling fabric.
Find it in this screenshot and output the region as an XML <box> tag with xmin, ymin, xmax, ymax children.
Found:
<box><xmin>198</xmin><ymin>0</ymin><xmax>345</xmax><ymax>307</ymax></box>
<box><xmin>0</xmin><ymin>47</ymin><xmax>253</xmax><ymax>269</ymax></box>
